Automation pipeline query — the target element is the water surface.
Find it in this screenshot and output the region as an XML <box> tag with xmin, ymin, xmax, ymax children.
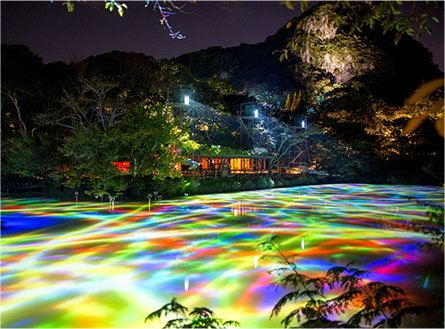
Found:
<box><xmin>1</xmin><ymin>184</ymin><xmax>443</xmax><ymax>328</ymax></box>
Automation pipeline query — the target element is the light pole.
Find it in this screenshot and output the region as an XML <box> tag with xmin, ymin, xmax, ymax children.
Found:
<box><xmin>158</xmin><ymin>195</ymin><xmax>162</xmax><ymax>209</ymax></box>
<box><xmin>75</xmin><ymin>191</ymin><xmax>79</xmax><ymax>204</ymax></box>
<box><xmin>109</xmin><ymin>195</ymin><xmax>116</xmax><ymax>213</ymax></box>
<box><xmin>147</xmin><ymin>193</ymin><xmax>153</xmax><ymax>211</ymax></box>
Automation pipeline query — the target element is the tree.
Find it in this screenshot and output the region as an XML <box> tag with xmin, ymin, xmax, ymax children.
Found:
<box><xmin>62</xmin><ymin>102</ymin><xmax>185</xmax><ymax>197</ymax></box>
<box><xmin>258</xmin><ymin>235</ymin><xmax>429</xmax><ymax>328</ymax></box>
<box><xmin>307</xmin><ymin>133</ymin><xmax>383</xmax><ymax>182</ymax></box>
<box><xmin>409</xmin><ymin>199</ymin><xmax>444</xmax><ymax>248</ymax></box>
<box><xmin>0</xmin><ymin>45</ymin><xmax>69</xmax><ymax>186</ymax></box>
<box><xmin>311</xmin><ymin>81</ymin><xmax>444</xmax><ymax>183</ymax></box>
<box><xmin>145</xmin><ymin>297</ymin><xmax>240</xmax><ymax>329</ymax></box>
<box><xmin>195</xmin><ymin>74</ymin><xmax>235</xmax><ymax>112</ymax></box>
<box><xmin>1</xmin><ymin>44</ymin><xmax>45</xmax><ymax>140</ymax></box>
<box><xmin>35</xmin><ymin>59</ymin><xmax>188</xmax><ymax>196</ymax></box>
<box><xmin>60</xmin><ymin>0</ymin><xmax>191</xmax><ymax>39</ymax></box>
<box><xmin>281</xmin><ymin>1</ymin><xmax>443</xmax><ymax>49</ymax></box>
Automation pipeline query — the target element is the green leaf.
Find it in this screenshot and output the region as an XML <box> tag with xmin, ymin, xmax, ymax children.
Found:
<box><xmin>432</xmin><ymin>16</ymin><xmax>439</xmax><ymax>23</ymax></box>
<box><xmin>63</xmin><ymin>1</ymin><xmax>75</xmax><ymax>12</ymax></box>
<box><xmin>334</xmin><ymin>16</ymin><xmax>341</xmax><ymax>26</ymax></box>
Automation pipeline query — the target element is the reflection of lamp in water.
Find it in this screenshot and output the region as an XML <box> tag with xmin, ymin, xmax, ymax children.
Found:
<box><xmin>185</xmin><ymin>277</ymin><xmax>189</xmax><ymax>291</ymax></box>
<box><xmin>301</xmin><ymin>238</ymin><xmax>305</xmax><ymax>250</ymax></box>
<box><xmin>184</xmin><ymin>95</ymin><xmax>190</xmax><ymax>105</ymax></box>
<box><xmin>254</xmin><ymin>255</ymin><xmax>258</xmax><ymax>269</ymax></box>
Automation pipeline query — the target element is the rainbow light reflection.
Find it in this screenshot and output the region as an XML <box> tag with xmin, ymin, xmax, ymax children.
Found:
<box><xmin>1</xmin><ymin>184</ymin><xmax>444</xmax><ymax>328</ymax></box>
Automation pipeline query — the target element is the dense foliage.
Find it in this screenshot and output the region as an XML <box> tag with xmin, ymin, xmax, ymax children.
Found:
<box><xmin>1</xmin><ymin>46</ymin><xmax>242</xmax><ymax>197</ymax></box>
<box><xmin>145</xmin><ymin>297</ymin><xmax>240</xmax><ymax>329</ymax></box>
<box><xmin>257</xmin><ymin>235</ymin><xmax>440</xmax><ymax>328</ymax></box>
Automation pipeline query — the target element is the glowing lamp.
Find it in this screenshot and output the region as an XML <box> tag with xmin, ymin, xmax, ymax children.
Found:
<box><xmin>240</xmin><ymin>102</ymin><xmax>261</xmax><ymax>118</ymax></box>
<box><xmin>171</xmin><ymin>86</ymin><xmax>194</xmax><ymax>105</ymax></box>
<box><xmin>302</xmin><ymin>120</ymin><xmax>305</xmax><ymax>128</ymax></box>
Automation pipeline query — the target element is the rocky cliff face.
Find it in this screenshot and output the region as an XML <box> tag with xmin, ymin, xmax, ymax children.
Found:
<box><xmin>291</xmin><ymin>2</ymin><xmax>379</xmax><ymax>86</ymax></box>
<box><xmin>288</xmin><ymin>1</ymin><xmax>441</xmax><ymax>106</ymax></box>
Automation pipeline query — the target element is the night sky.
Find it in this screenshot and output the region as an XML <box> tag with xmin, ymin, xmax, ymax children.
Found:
<box><xmin>1</xmin><ymin>1</ymin><xmax>444</xmax><ymax>72</ymax></box>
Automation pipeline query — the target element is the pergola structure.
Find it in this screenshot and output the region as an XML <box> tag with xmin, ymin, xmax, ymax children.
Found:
<box><xmin>169</xmin><ymin>86</ymin><xmax>312</xmax><ymax>178</ymax></box>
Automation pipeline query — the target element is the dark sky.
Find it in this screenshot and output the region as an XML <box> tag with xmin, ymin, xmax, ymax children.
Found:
<box><xmin>1</xmin><ymin>1</ymin><xmax>444</xmax><ymax>71</ymax></box>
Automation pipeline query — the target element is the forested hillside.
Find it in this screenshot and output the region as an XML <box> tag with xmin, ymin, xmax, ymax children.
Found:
<box><xmin>1</xmin><ymin>2</ymin><xmax>443</xmax><ymax>199</ymax></box>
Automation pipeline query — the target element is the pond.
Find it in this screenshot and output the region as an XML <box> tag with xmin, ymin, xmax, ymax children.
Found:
<box><xmin>1</xmin><ymin>184</ymin><xmax>444</xmax><ymax>328</ymax></box>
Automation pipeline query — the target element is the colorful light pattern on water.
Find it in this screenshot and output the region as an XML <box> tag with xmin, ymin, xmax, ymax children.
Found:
<box><xmin>1</xmin><ymin>184</ymin><xmax>443</xmax><ymax>328</ymax></box>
